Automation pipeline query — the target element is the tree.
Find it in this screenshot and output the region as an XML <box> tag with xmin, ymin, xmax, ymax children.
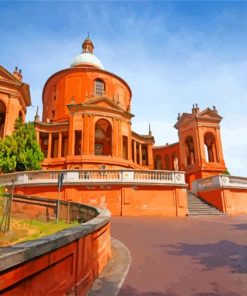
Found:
<box><xmin>0</xmin><ymin>118</ymin><xmax>44</xmax><ymax>173</ymax></box>
<box><xmin>0</xmin><ymin>135</ymin><xmax>17</xmax><ymax>173</ymax></box>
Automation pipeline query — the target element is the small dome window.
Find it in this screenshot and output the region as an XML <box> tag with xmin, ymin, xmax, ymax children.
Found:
<box><xmin>94</xmin><ymin>79</ymin><xmax>105</xmax><ymax>96</ymax></box>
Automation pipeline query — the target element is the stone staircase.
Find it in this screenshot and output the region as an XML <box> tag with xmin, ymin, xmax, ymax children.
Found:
<box><xmin>187</xmin><ymin>191</ymin><xmax>223</xmax><ymax>216</ymax></box>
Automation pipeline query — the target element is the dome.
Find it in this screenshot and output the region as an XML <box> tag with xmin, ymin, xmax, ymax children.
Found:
<box><xmin>70</xmin><ymin>52</ymin><xmax>104</xmax><ymax>69</ymax></box>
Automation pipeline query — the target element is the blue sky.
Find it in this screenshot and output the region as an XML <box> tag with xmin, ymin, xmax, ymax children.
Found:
<box><xmin>1</xmin><ymin>1</ymin><xmax>247</xmax><ymax>176</ymax></box>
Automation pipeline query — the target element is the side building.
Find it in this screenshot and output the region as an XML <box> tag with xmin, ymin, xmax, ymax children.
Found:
<box><xmin>153</xmin><ymin>104</ymin><xmax>227</xmax><ymax>186</ymax></box>
<box><xmin>0</xmin><ymin>66</ymin><xmax>31</xmax><ymax>138</ymax></box>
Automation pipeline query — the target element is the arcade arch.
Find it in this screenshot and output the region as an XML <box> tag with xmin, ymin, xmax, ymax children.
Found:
<box><xmin>19</xmin><ymin>110</ymin><xmax>24</xmax><ymax>122</ymax></box>
<box><xmin>185</xmin><ymin>136</ymin><xmax>195</xmax><ymax>166</ymax></box>
<box><xmin>0</xmin><ymin>101</ymin><xmax>6</xmax><ymax>138</ymax></box>
<box><xmin>204</xmin><ymin>132</ymin><xmax>218</xmax><ymax>163</ymax></box>
<box><xmin>164</xmin><ymin>154</ymin><xmax>170</xmax><ymax>170</ymax></box>
<box><xmin>154</xmin><ymin>155</ymin><xmax>162</xmax><ymax>170</ymax></box>
<box><xmin>94</xmin><ymin>119</ymin><xmax>112</xmax><ymax>156</ymax></box>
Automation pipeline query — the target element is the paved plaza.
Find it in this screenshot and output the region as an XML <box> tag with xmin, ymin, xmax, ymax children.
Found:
<box><xmin>111</xmin><ymin>215</ymin><xmax>247</xmax><ymax>296</ymax></box>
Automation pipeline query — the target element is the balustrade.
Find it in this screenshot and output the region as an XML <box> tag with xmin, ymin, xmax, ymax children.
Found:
<box><xmin>192</xmin><ymin>174</ymin><xmax>247</xmax><ymax>193</ymax></box>
<box><xmin>0</xmin><ymin>169</ymin><xmax>186</xmax><ymax>186</ymax></box>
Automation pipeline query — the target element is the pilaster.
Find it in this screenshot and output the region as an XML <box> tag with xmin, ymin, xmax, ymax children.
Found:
<box><xmin>58</xmin><ymin>132</ymin><xmax>62</xmax><ymax>158</ymax></box>
<box><xmin>83</xmin><ymin>114</ymin><xmax>90</xmax><ymax>154</ymax></box>
<box><xmin>68</xmin><ymin>113</ymin><xmax>75</xmax><ymax>156</ymax></box>
<box><xmin>48</xmin><ymin>132</ymin><xmax>52</xmax><ymax>159</ymax></box>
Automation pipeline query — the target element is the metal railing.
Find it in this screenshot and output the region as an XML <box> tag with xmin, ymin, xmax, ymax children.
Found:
<box><xmin>0</xmin><ymin>169</ymin><xmax>186</xmax><ymax>187</ymax></box>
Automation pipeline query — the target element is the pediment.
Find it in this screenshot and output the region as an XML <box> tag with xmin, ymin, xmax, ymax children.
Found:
<box><xmin>174</xmin><ymin>108</ymin><xmax>222</xmax><ymax>129</ymax></box>
<box><xmin>197</xmin><ymin>108</ymin><xmax>222</xmax><ymax>121</ymax></box>
<box><xmin>82</xmin><ymin>97</ymin><xmax>127</xmax><ymax>113</ymax></box>
<box><xmin>0</xmin><ymin>66</ymin><xmax>20</xmax><ymax>85</ymax></box>
<box><xmin>174</xmin><ymin>113</ymin><xmax>193</xmax><ymax>129</ymax></box>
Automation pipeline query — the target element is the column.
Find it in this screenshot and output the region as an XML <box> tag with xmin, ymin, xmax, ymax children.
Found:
<box><xmin>147</xmin><ymin>144</ymin><xmax>153</xmax><ymax>167</ymax></box>
<box><xmin>68</xmin><ymin>114</ymin><xmax>75</xmax><ymax>156</ymax></box>
<box><xmin>134</xmin><ymin>141</ymin><xmax>137</xmax><ymax>163</ymax></box>
<box><xmin>212</xmin><ymin>144</ymin><xmax>217</xmax><ymax>162</ymax></box>
<box><xmin>139</xmin><ymin>143</ymin><xmax>142</xmax><ymax>165</ymax></box>
<box><xmin>58</xmin><ymin>132</ymin><xmax>62</xmax><ymax>158</ymax></box>
<box><xmin>128</xmin><ymin>123</ymin><xmax>132</xmax><ymax>161</ymax></box>
<box><xmin>47</xmin><ymin>132</ymin><xmax>52</xmax><ymax>159</ymax></box>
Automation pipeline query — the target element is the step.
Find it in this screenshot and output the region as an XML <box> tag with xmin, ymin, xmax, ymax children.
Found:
<box><xmin>189</xmin><ymin>208</ymin><xmax>221</xmax><ymax>210</ymax></box>
<box><xmin>187</xmin><ymin>191</ymin><xmax>224</xmax><ymax>216</ymax></box>
<box><xmin>189</xmin><ymin>213</ymin><xmax>222</xmax><ymax>216</ymax></box>
<box><xmin>189</xmin><ymin>206</ymin><xmax>220</xmax><ymax>210</ymax></box>
<box><xmin>189</xmin><ymin>210</ymin><xmax>221</xmax><ymax>213</ymax></box>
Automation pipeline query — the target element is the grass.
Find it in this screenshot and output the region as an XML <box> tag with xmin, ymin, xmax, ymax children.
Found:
<box><xmin>0</xmin><ymin>218</ymin><xmax>80</xmax><ymax>247</ymax></box>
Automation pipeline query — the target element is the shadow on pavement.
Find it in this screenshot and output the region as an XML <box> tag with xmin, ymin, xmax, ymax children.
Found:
<box><xmin>120</xmin><ymin>284</ymin><xmax>240</xmax><ymax>296</ymax></box>
<box><xmin>119</xmin><ymin>286</ymin><xmax>179</xmax><ymax>296</ymax></box>
<box><xmin>192</xmin><ymin>293</ymin><xmax>239</xmax><ymax>296</ymax></box>
<box><xmin>231</xmin><ymin>223</ymin><xmax>247</xmax><ymax>231</ymax></box>
<box><xmin>161</xmin><ymin>240</ymin><xmax>247</xmax><ymax>273</ymax></box>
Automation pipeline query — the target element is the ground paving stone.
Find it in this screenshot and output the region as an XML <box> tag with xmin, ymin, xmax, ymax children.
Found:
<box><xmin>111</xmin><ymin>215</ymin><xmax>247</xmax><ymax>296</ymax></box>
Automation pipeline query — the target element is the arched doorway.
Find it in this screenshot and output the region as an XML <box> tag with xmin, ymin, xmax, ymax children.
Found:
<box><xmin>0</xmin><ymin>101</ymin><xmax>6</xmax><ymax>138</ymax></box>
<box><xmin>185</xmin><ymin>136</ymin><xmax>195</xmax><ymax>166</ymax></box>
<box><xmin>154</xmin><ymin>155</ymin><xmax>162</xmax><ymax>170</ymax></box>
<box><xmin>94</xmin><ymin>119</ymin><xmax>112</xmax><ymax>156</ymax></box>
<box><xmin>204</xmin><ymin>132</ymin><xmax>218</xmax><ymax>162</ymax></box>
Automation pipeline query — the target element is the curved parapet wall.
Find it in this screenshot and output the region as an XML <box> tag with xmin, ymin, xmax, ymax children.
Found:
<box><xmin>0</xmin><ymin>204</ymin><xmax>111</xmax><ymax>295</ymax></box>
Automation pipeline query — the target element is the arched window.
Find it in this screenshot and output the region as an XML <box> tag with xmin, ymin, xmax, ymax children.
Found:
<box><xmin>94</xmin><ymin>79</ymin><xmax>105</xmax><ymax>96</ymax></box>
<box><xmin>94</xmin><ymin>119</ymin><xmax>112</xmax><ymax>156</ymax></box>
<box><xmin>0</xmin><ymin>101</ymin><xmax>6</xmax><ymax>138</ymax></box>
<box><xmin>185</xmin><ymin>136</ymin><xmax>195</xmax><ymax>166</ymax></box>
<box><xmin>204</xmin><ymin>132</ymin><xmax>218</xmax><ymax>162</ymax></box>
<box><xmin>154</xmin><ymin>155</ymin><xmax>162</xmax><ymax>170</ymax></box>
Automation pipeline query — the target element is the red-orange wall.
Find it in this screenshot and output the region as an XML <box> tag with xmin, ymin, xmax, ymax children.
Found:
<box><xmin>153</xmin><ymin>143</ymin><xmax>180</xmax><ymax>170</ymax></box>
<box><xmin>198</xmin><ymin>188</ymin><xmax>247</xmax><ymax>215</ymax></box>
<box><xmin>42</xmin><ymin>67</ymin><xmax>131</xmax><ymax>123</ymax></box>
<box><xmin>0</xmin><ymin>223</ymin><xmax>111</xmax><ymax>296</ymax></box>
<box><xmin>14</xmin><ymin>184</ymin><xmax>188</xmax><ymax>217</ymax></box>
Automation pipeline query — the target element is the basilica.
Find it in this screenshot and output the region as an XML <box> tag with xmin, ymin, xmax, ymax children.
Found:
<box><xmin>0</xmin><ymin>36</ymin><xmax>227</xmax><ymax>187</ymax></box>
<box><xmin>2</xmin><ymin>36</ymin><xmax>247</xmax><ymax>296</ymax></box>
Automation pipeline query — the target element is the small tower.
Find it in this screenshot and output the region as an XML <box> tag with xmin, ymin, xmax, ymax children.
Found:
<box><xmin>82</xmin><ymin>35</ymin><xmax>94</xmax><ymax>54</ymax></box>
<box><xmin>175</xmin><ymin>104</ymin><xmax>226</xmax><ymax>187</ymax></box>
